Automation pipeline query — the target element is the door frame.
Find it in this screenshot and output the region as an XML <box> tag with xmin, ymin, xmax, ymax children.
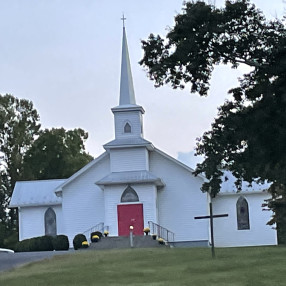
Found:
<box><xmin>117</xmin><ymin>203</ymin><xmax>144</xmax><ymax>236</ymax></box>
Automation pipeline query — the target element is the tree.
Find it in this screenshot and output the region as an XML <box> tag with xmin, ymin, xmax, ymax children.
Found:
<box><xmin>140</xmin><ymin>1</ymin><xmax>286</xmax><ymax>241</ymax></box>
<box><xmin>0</xmin><ymin>94</ymin><xmax>93</xmax><ymax>247</ymax></box>
<box><xmin>0</xmin><ymin>94</ymin><xmax>41</xmax><ymax>230</ymax></box>
<box><xmin>22</xmin><ymin>128</ymin><xmax>93</xmax><ymax>180</ymax></box>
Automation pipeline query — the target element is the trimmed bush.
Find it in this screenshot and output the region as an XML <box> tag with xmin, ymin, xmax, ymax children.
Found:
<box><xmin>14</xmin><ymin>239</ymin><xmax>30</xmax><ymax>252</ymax></box>
<box><xmin>53</xmin><ymin>235</ymin><xmax>69</xmax><ymax>251</ymax></box>
<box><xmin>14</xmin><ymin>235</ymin><xmax>54</xmax><ymax>252</ymax></box>
<box><xmin>73</xmin><ymin>234</ymin><xmax>87</xmax><ymax>250</ymax></box>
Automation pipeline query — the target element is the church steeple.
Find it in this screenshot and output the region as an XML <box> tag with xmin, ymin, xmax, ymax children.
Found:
<box><xmin>105</xmin><ymin>20</ymin><xmax>151</xmax><ymax>150</ymax></box>
<box><xmin>119</xmin><ymin>24</ymin><xmax>136</xmax><ymax>106</ymax></box>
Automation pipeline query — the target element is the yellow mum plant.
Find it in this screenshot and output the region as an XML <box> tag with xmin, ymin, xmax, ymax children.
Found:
<box><xmin>82</xmin><ymin>241</ymin><xmax>89</xmax><ymax>247</ymax></box>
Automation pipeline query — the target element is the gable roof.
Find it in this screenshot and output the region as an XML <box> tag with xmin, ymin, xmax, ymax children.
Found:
<box><xmin>54</xmin><ymin>151</ymin><xmax>108</xmax><ymax>194</ymax></box>
<box><xmin>10</xmin><ymin>179</ymin><xmax>66</xmax><ymax>207</ymax></box>
<box><xmin>153</xmin><ymin>148</ymin><xmax>206</xmax><ymax>180</ymax></box>
<box><xmin>219</xmin><ymin>170</ymin><xmax>271</xmax><ymax>194</ymax></box>
<box><xmin>96</xmin><ymin>170</ymin><xmax>165</xmax><ymax>189</ymax></box>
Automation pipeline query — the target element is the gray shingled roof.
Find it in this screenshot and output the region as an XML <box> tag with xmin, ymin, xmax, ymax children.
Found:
<box><xmin>96</xmin><ymin>170</ymin><xmax>165</xmax><ymax>188</ymax></box>
<box><xmin>103</xmin><ymin>137</ymin><xmax>153</xmax><ymax>149</ymax></box>
<box><xmin>220</xmin><ymin>171</ymin><xmax>271</xmax><ymax>194</ymax></box>
<box><xmin>9</xmin><ymin>179</ymin><xmax>66</xmax><ymax>207</ymax></box>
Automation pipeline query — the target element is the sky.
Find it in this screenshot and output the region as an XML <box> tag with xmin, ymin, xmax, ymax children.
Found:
<box><xmin>0</xmin><ymin>0</ymin><xmax>284</xmax><ymax>165</ymax></box>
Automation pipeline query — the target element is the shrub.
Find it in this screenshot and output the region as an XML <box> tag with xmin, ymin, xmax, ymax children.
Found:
<box><xmin>14</xmin><ymin>239</ymin><xmax>30</xmax><ymax>252</ymax></box>
<box><xmin>4</xmin><ymin>232</ymin><xmax>19</xmax><ymax>250</ymax></box>
<box><xmin>53</xmin><ymin>235</ymin><xmax>69</xmax><ymax>251</ymax></box>
<box><xmin>73</xmin><ymin>234</ymin><xmax>87</xmax><ymax>250</ymax></box>
<box><xmin>90</xmin><ymin>231</ymin><xmax>102</xmax><ymax>241</ymax></box>
<box><xmin>14</xmin><ymin>235</ymin><xmax>54</xmax><ymax>252</ymax></box>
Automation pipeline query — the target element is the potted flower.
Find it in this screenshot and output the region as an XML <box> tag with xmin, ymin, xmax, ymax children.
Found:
<box><xmin>104</xmin><ymin>230</ymin><xmax>109</xmax><ymax>237</ymax></box>
<box><xmin>81</xmin><ymin>241</ymin><xmax>89</xmax><ymax>248</ymax></box>
<box><xmin>151</xmin><ymin>234</ymin><xmax>157</xmax><ymax>240</ymax></box>
<box><xmin>143</xmin><ymin>227</ymin><xmax>150</xmax><ymax>235</ymax></box>
<box><xmin>157</xmin><ymin>238</ymin><xmax>164</xmax><ymax>245</ymax></box>
<box><xmin>91</xmin><ymin>235</ymin><xmax>100</xmax><ymax>243</ymax></box>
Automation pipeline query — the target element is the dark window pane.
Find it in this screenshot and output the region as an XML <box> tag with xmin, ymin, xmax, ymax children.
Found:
<box><xmin>236</xmin><ymin>196</ymin><xmax>250</xmax><ymax>230</ymax></box>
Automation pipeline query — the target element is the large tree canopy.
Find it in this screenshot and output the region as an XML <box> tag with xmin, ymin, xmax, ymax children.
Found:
<box><xmin>23</xmin><ymin>128</ymin><xmax>93</xmax><ymax>180</ymax></box>
<box><xmin>0</xmin><ymin>94</ymin><xmax>93</xmax><ymax>241</ymax></box>
<box><xmin>140</xmin><ymin>0</ymin><xmax>286</xmax><ymax>239</ymax></box>
<box><xmin>0</xmin><ymin>94</ymin><xmax>41</xmax><ymax>228</ymax></box>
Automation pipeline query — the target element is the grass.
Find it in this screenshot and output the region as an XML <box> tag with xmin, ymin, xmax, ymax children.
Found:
<box><xmin>1</xmin><ymin>246</ymin><xmax>286</xmax><ymax>285</ymax></box>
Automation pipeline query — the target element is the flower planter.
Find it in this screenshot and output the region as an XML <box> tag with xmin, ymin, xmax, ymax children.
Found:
<box><xmin>91</xmin><ymin>235</ymin><xmax>100</xmax><ymax>243</ymax></box>
<box><xmin>81</xmin><ymin>241</ymin><xmax>89</xmax><ymax>248</ymax></box>
<box><xmin>157</xmin><ymin>238</ymin><xmax>164</xmax><ymax>245</ymax></box>
<box><xmin>152</xmin><ymin>235</ymin><xmax>157</xmax><ymax>240</ymax></box>
<box><xmin>143</xmin><ymin>227</ymin><xmax>150</xmax><ymax>236</ymax></box>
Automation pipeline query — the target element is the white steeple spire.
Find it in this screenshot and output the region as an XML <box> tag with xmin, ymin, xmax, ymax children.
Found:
<box><xmin>119</xmin><ymin>22</ymin><xmax>136</xmax><ymax>106</ymax></box>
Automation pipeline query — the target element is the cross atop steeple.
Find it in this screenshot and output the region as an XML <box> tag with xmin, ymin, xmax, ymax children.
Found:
<box><xmin>121</xmin><ymin>14</ymin><xmax>126</xmax><ymax>28</ymax></box>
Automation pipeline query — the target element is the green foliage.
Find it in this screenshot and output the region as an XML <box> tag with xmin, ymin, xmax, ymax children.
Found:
<box><xmin>0</xmin><ymin>94</ymin><xmax>41</xmax><ymax>229</ymax></box>
<box><xmin>3</xmin><ymin>231</ymin><xmax>19</xmax><ymax>250</ymax></box>
<box><xmin>0</xmin><ymin>94</ymin><xmax>93</xmax><ymax>233</ymax></box>
<box><xmin>140</xmin><ymin>0</ymin><xmax>286</xmax><ymax>240</ymax></box>
<box><xmin>14</xmin><ymin>235</ymin><xmax>69</xmax><ymax>252</ymax></box>
<box><xmin>53</xmin><ymin>235</ymin><xmax>69</xmax><ymax>251</ymax></box>
<box><xmin>73</xmin><ymin>234</ymin><xmax>87</xmax><ymax>250</ymax></box>
<box><xmin>14</xmin><ymin>236</ymin><xmax>54</xmax><ymax>252</ymax></box>
<box><xmin>22</xmin><ymin>128</ymin><xmax>93</xmax><ymax>180</ymax></box>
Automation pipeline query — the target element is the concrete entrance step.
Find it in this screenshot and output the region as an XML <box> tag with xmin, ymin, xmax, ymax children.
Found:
<box><xmin>89</xmin><ymin>235</ymin><xmax>167</xmax><ymax>250</ymax></box>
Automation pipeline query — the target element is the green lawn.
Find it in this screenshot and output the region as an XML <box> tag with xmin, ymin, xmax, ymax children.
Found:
<box><xmin>1</xmin><ymin>246</ymin><xmax>286</xmax><ymax>286</ymax></box>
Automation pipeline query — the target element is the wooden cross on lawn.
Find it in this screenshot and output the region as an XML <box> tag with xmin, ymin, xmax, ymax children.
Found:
<box><xmin>194</xmin><ymin>202</ymin><xmax>228</xmax><ymax>258</ymax></box>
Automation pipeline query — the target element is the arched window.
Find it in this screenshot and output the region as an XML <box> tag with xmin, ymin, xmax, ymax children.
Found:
<box><xmin>236</xmin><ymin>196</ymin><xmax>250</xmax><ymax>230</ymax></box>
<box><xmin>124</xmin><ymin>122</ymin><xmax>131</xmax><ymax>133</ymax></box>
<box><xmin>121</xmin><ymin>185</ymin><xmax>139</xmax><ymax>202</ymax></box>
<box><xmin>45</xmin><ymin>207</ymin><xmax>57</xmax><ymax>236</ymax></box>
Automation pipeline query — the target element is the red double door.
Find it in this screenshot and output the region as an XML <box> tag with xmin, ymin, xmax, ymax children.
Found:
<box><xmin>117</xmin><ymin>204</ymin><xmax>144</xmax><ymax>236</ymax></box>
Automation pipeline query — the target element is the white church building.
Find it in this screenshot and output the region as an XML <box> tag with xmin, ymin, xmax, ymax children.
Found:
<box><xmin>10</xmin><ymin>26</ymin><xmax>277</xmax><ymax>248</ymax></box>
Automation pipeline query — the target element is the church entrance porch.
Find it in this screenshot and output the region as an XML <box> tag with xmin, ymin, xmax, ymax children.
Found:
<box><xmin>117</xmin><ymin>204</ymin><xmax>144</xmax><ymax>236</ymax></box>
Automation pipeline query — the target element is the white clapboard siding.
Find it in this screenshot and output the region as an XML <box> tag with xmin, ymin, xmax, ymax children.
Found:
<box><xmin>110</xmin><ymin>148</ymin><xmax>149</xmax><ymax>172</ymax></box>
<box><xmin>19</xmin><ymin>205</ymin><xmax>63</xmax><ymax>241</ymax></box>
<box><xmin>114</xmin><ymin>111</ymin><xmax>143</xmax><ymax>139</ymax></box>
<box><xmin>212</xmin><ymin>193</ymin><xmax>277</xmax><ymax>247</ymax></box>
<box><xmin>61</xmin><ymin>156</ymin><xmax>110</xmax><ymax>246</ymax></box>
<box><xmin>149</xmin><ymin>150</ymin><xmax>209</xmax><ymax>242</ymax></box>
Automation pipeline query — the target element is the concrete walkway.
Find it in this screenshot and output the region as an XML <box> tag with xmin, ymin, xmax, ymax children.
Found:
<box><xmin>0</xmin><ymin>250</ymin><xmax>71</xmax><ymax>273</ymax></box>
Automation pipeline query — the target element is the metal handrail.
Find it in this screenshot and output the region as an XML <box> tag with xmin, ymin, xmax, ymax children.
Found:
<box><xmin>148</xmin><ymin>221</ymin><xmax>175</xmax><ymax>243</ymax></box>
<box><xmin>83</xmin><ymin>222</ymin><xmax>108</xmax><ymax>243</ymax></box>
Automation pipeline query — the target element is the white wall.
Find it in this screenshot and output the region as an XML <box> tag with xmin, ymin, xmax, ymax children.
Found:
<box><xmin>61</xmin><ymin>155</ymin><xmax>110</xmax><ymax>246</ymax></box>
<box><xmin>104</xmin><ymin>184</ymin><xmax>157</xmax><ymax>236</ymax></box>
<box><xmin>110</xmin><ymin>148</ymin><xmax>149</xmax><ymax>172</ymax></box>
<box><xmin>114</xmin><ymin>110</ymin><xmax>143</xmax><ymax>139</ymax></box>
<box><xmin>19</xmin><ymin>205</ymin><xmax>63</xmax><ymax>241</ymax></box>
<box><xmin>212</xmin><ymin>193</ymin><xmax>277</xmax><ymax>247</ymax></box>
<box><xmin>150</xmin><ymin>150</ymin><xmax>209</xmax><ymax>242</ymax></box>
